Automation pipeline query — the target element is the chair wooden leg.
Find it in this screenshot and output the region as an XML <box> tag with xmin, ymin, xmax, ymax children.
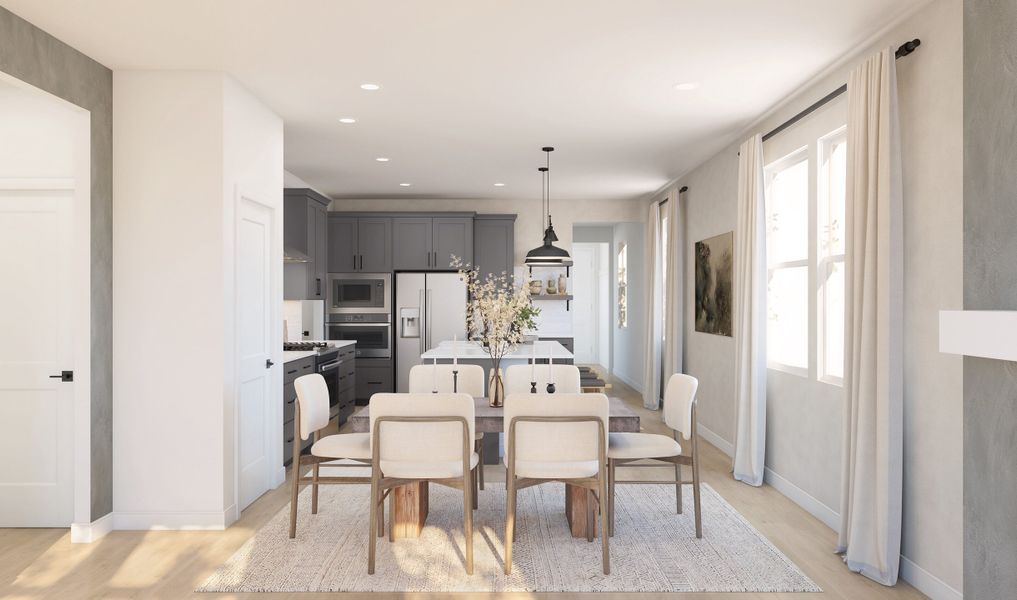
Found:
<box><xmin>472</xmin><ymin>465</ymin><xmax>479</xmax><ymax>510</ymax></box>
<box><xmin>600</xmin><ymin>472</ymin><xmax>610</xmax><ymax>575</ymax></box>
<box><xmin>388</xmin><ymin>488</ymin><xmax>395</xmax><ymax>542</ymax></box>
<box><xmin>504</xmin><ymin>476</ymin><xmax>515</xmax><ymax>575</ymax></box>
<box><xmin>311</xmin><ymin>463</ymin><xmax>320</xmax><ymax>514</ymax></box>
<box><xmin>464</xmin><ymin>471</ymin><xmax>474</xmax><ymax>575</ymax></box>
<box><xmin>586</xmin><ymin>489</ymin><xmax>594</xmax><ymax>542</ymax></box>
<box><xmin>692</xmin><ymin>455</ymin><xmax>703</xmax><ymax>539</ymax></box>
<box><xmin>675</xmin><ymin>462</ymin><xmax>683</xmax><ymax>514</ymax></box>
<box><xmin>288</xmin><ymin>459</ymin><xmax>301</xmax><ymax>539</ymax></box>
<box><xmin>477</xmin><ymin>438</ymin><xmax>485</xmax><ymax>490</ymax></box>
<box><xmin>377</xmin><ymin>493</ymin><xmax>385</xmax><ymax>538</ymax></box>
<box><xmin>608</xmin><ymin>459</ymin><xmax>615</xmax><ymax>538</ymax></box>
<box><xmin>368</xmin><ymin>477</ymin><xmax>379</xmax><ymax>574</ymax></box>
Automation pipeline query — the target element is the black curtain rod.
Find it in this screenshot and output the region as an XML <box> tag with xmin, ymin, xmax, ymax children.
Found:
<box><xmin>760</xmin><ymin>38</ymin><xmax>920</xmax><ymax>143</ymax></box>
<box><xmin>658</xmin><ymin>186</ymin><xmax>688</xmax><ymax>205</ymax></box>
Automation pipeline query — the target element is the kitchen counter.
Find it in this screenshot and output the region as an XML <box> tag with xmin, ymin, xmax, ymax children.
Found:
<box><xmin>283</xmin><ymin>340</ymin><xmax>356</xmax><ymax>363</ymax></box>
<box><xmin>421</xmin><ymin>340</ymin><xmax>573</xmax><ymax>361</ymax></box>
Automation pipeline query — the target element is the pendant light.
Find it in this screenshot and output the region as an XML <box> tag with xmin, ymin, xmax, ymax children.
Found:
<box><xmin>525</xmin><ymin>146</ymin><xmax>572</xmax><ymax>271</ymax></box>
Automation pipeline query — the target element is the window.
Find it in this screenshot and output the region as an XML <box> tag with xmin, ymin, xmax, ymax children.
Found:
<box><xmin>818</xmin><ymin>128</ymin><xmax>846</xmax><ymax>382</ymax></box>
<box><xmin>765</xmin><ymin>149</ymin><xmax>809</xmax><ymax>373</ymax></box>
<box><xmin>617</xmin><ymin>243</ymin><xmax>627</xmax><ymax>328</ymax></box>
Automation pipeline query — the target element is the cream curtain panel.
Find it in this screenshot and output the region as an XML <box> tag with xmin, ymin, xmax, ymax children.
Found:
<box><xmin>641</xmin><ymin>202</ymin><xmax>662</xmax><ymax>409</ymax></box>
<box><xmin>662</xmin><ymin>186</ymin><xmax>684</xmax><ymax>384</ymax></box>
<box><xmin>836</xmin><ymin>47</ymin><xmax>904</xmax><ymax>586</ymax></box>
<box><xmin>732</xmin><ymin>134</ymin><xmax>767</xmax><ymax>487</ymax></box>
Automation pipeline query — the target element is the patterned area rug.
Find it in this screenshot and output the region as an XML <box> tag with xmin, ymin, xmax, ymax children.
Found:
<box><xmin>198</xmin><ymin>482</ymin><xmax>820</xmax><ymax>593</ymax></box>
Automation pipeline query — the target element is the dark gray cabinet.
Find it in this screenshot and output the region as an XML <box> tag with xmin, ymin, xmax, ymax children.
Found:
<box><xmin>355</xmin><ymin>359</ymin><xmax>394</xmax><ymax>404</ymax></box>
<box><xmin>328</xmin><ymin>215</ymin><xmax>392</xmax><ymax>272</ymax></box>
<box><xmin>393</xmin><ymin>215</ymin><xmax>473</xmax><ymax>271</ymax></box>
<box><xmin>474</xmin><ymin>214</ymin><xmax>516</xmax><ymax>282</ymax></box>
<box><xmin>284</xmin><ymin>189</ymin><xmax>330</xmax><ymax>300</ymax></box>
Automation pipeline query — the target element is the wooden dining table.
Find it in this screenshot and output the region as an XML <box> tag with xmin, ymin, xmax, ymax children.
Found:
<box><xmin>349</xmin><ymin>396</ymin><xmax>640</xmax><ymax>539</ymax></box>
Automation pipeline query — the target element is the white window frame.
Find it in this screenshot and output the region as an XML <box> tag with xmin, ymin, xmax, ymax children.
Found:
<box><xmin>617</xmin><ymin>242</ymin><xmax>627</xmax><ymax>329</ymax></box>
<box><xmin>817</xmin><ymin>126</ymin><xmax>847</xmax><ymax>386</ymax></box>
<box><xmin>764</xmin><ymin>146</ymin><xmax>810</xmax><ymax>378</ymax></box>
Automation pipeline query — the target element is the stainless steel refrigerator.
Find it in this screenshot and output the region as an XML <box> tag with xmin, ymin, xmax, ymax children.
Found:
<box><xmin>395</xmin><ymin>272</ymin><xmax>467</xmax><ymax>392</ymax></box>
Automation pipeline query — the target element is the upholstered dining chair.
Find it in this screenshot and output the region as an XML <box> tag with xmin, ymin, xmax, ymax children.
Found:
<box><xmin>367</xmin><ymin>392</ymin><xmax>478</xmax><ymax>575</ymax></box>
<box><xmin>503</xmin><ymin>363</ymin><xmax>582</xmax><ymax>395</ymax></box>
<box><xmin>289</xmin><ymin>373</ymin><xmax>374</xmax><ymax>539</ymax></box>
<box><xmin>607</xmin><ymin>373</ymin><xmax>702</xmax><ymax>538</ymax></box>
<box><xmin>503</xmin><ymin>392</ymin><xmax>610</xmax><ymax>575</ymax></box>
<box><xmin>407</xmin><ymin>363</ymin><xmax>487</xmax><ymax>490</ymax></box>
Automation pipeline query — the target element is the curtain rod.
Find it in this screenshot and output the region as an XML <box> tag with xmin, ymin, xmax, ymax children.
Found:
<box><xmin>658</xmin><ymin>185</ymin><xmax>689</xmax><ymax>206</ymax></box>
<box><xmin>760</xmin><ymin>38</ymin><xmax>920</xmax><ymax>143</ymax></box>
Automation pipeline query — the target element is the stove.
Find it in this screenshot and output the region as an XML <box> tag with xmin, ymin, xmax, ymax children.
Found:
<box><xmin>283</xmin><ymin>341</ymin><xmax>330</xmax><ymax>352</ymax></box>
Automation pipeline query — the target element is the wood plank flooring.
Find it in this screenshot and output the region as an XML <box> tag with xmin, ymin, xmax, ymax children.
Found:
<box><xmin>0</xmin><ymin>373</ymin><xmax>928</xmax><ymax>599</ymax></box>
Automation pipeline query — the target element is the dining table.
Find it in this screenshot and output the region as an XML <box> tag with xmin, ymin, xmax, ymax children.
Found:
<box><xmin>349</xmin><ymin>396</ymin><xmax>640</xmax><ymax>539</ymax></box>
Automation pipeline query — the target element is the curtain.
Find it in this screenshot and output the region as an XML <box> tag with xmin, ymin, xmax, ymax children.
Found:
<box><xmin>662</xmin><ymin>186</ymin><xmax>683</xmax><ymax>383</ymax></box>
<box><xmin>641</xmin><ymin>202</ymin><xmax>662</xmax><ymax>409</ymax></box>
<box><xmin>836</xmin><ymin>47</ymin><xmax>904</xmax><ymax>586</ymax></box>
<box><xmin>732</xmin><ymin>134</ymin><xmax>767</xmax><ymax>487</ymax></box>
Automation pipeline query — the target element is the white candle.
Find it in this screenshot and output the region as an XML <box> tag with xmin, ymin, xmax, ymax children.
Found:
<box><xmin>453</xmin><ymin>334</ymin><xmax>458</xmax><ymax>365</ymax></box>
<box><xmin>531</xmin><ymin>342</ymin><xmax>536</xmax><ymax>380</ymax></box>
<box><xmin>549</xmin><ymin>353</ymin><xmax>554</xmax><ymax>385</ymax></box>
<box><xmin>432</xmin><ymin>357</ymin><xmax>438</xmax><ymax>391</ymax></box>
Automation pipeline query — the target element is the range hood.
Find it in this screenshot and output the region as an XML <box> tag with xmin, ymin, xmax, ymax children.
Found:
<box><xmin>283</xmin><ymin>246</ymin><xmax>311</xmax><ymax>263</ymax></box>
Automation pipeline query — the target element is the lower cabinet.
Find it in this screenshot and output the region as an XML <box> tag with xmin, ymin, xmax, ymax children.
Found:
<box><xmin>283</xmin><ymin>356</ymin><xmax>315</xmax><ymax>466</ymax></box>
<box><xmin>355</xmin><ymin>359</ymin><xmax>394</xmax><ymax>405</ymax></box>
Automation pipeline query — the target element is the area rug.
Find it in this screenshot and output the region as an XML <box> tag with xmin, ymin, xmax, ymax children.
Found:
<box><xmin>198</xmin><ymin>482</ymin><xmax>820</xmax><ymax>593</ymax></box>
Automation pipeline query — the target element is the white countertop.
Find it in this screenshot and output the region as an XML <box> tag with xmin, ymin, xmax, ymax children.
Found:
<box><xmin>421</xmin><ymin>340</ymin><xmax>573</xmax><ymax>360</ymax></box>
<box><xmin>283</xmin><ymin>340</ymin><xmax>356</xmax><ymax>363</ymax></box>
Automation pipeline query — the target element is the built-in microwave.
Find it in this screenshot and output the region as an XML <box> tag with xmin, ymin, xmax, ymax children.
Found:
<box><xmin>327</xmin><ymin>273</ymin><xmax>391</xmax><ymax>315</ymax></box>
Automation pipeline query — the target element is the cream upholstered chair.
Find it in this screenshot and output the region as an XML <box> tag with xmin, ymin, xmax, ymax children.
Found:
<box><xmin>607</xmin><ymin>373</ymin><xmax>702</xmax><ymax>538</ymax></box>
<box><xmin>504</xmin><ymin>363</ymin><xmax>582</xmax><ymax>395</ymax></box>
<box><xmin>289</xmin><ymin>373</ymin><xmax>373</xmax><ymax>539</ymax></box>
<box><xmin>407</xmin><ymin>363</ymin><xmax>487</xmax><ymax>490</ymax></box>
<box><xmin>367</xmin><ymin>392</ymin><xmax>478</xmax><ymax>575</ymax></box>
<box><xmin>503</xmin><ymin>392</ymin><xmax>610</xmax><ymax>575</ymax></box>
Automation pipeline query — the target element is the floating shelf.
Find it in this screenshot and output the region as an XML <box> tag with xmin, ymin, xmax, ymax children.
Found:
<box><xmin>530</xmin><ymin>294</ymin><xmax>573</xmax><ymax>310</ymax></box>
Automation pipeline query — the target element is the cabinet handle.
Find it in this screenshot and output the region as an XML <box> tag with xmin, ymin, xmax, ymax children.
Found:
<box><xmin>286</xmin><ymin>368</ymin><xmax>298</xmax><ymax>375</ymax></box>
<box><xmin>316</xmin><ymin>278</ymin><xmax>321</xmax><ymax>296</ymax></box>
<box><xmin>359</xmin><ymin>255</ymin><xmax>363</xmax><ymax>270</ymax></box>
<box><xmin>353</xmin><ymin>254</ymin><xmax>356</xmax><ymax>270</ymax></box>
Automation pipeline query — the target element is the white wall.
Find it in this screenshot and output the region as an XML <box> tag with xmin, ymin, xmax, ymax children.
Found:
<box><xmin>612</xmin><ymin>222</ymin><xmax>645</xmax><ymax>390</ymax></box>
<box><xmin>653</xmin><ymin>0</ymin><xmax>963</xmax><ymax>596</ymax></box>
<box><xmin>113</xmin><ymin>71</ymin><xmax>283</xmax><ymax>529</ymax></box>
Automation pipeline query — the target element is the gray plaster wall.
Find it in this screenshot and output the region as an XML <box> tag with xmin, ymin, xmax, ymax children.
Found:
<box><xmin>0</xmin><ymin>7</ymin><xmax>113</xmax><ymax>520</ymax></box>
<box><xmin>963</xmin><ymin>1</ymin><xmax>1017</xmax><ymax>598</ymax></box>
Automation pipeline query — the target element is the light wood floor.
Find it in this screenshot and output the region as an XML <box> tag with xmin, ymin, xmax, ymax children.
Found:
<box><xmin>0</xmin><ymin>374</ymin><xmax>927</xmax><ymax>599</ymax></box>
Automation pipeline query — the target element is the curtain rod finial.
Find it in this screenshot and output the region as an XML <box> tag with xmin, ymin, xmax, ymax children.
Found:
<box><xmin>679</xmin><ymin>186</ymin><xmax>689</xmax><ymax>194</ymax></box>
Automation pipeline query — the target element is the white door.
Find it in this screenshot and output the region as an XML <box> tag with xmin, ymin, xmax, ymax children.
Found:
<box><xmin>0</xmin><ymin>187</ymin><xmax>75</xmax><ymax>526</ymax></box>
<box><xmin>571</xmin><ymin>244</ymin><xmax>600</xmax><ymax>365</ymax></box>
<box><xmin>237</xmin><ymin>195</ymin><xmax>274</xmax><ymax>511</ymax></box>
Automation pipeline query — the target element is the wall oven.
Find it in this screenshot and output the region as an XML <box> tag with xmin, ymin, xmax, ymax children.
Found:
<box><xmin>327</xmin><ymin>313</ymin><xmax>392</xmax><ymax>358</ymax></box>
<box><xmin>327</xmin><ymin>273</ymin><xmax>390</xmax><ymax>315</ymax></box>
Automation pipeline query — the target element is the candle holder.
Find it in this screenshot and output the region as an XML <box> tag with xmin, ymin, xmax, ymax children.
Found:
<box><xmin>530</xmin><ymin>381</ymin><xmax>537</xmax><ymax>394</ymax></box>
<box><xmin>546</xmin><ymin>382</ymin><xmax>556</xmax><ymax>394</ymax></box>
<box><xmin>453</xmin><ymin>370</ymin><xmax>459</xmax><ymax>393</ymax></box>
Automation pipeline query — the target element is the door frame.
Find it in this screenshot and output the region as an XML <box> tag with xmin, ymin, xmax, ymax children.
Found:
<box><xmin>231</xmin><ymin>185</ymin><xmax>284</xmax><ymax>520</ymax></box>
<box><xmin>0</xmin><ymin>70</ymin><xmax>93</xmax><ymax>538</ymax></box>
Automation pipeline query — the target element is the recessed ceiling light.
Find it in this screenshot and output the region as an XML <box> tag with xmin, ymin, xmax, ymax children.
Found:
<box><xmin>339</xmin><ymin>117</ymin><xmax>356</xmax><ymax>124</ymax></box>
<box><xmin>493</xmin><ymin>182</ymin><xmax>506</xmax><ymax>187</ymax></box>
<box><xmin>360</xmin><ymin>83</ymin><xmax>381</xmax><ymax>91</ymax></box>
<box><xmin>673</xmin><ymin>82</ymin><xmax>700</xmax><ymax>91</ymax></box>
<box><xmin>375</xmin><ymin>157</ymin><xmax>390</xmax><ymax>162</ymax></box>
<box><xmin>399</xmin><ymin>183</ymin><xmax>412</xmax><ymax>187</ymax></box>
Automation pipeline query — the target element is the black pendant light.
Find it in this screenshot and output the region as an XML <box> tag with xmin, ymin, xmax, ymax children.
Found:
<box><xmin>525</xmin><ymin>146</ymin><xmax>572</xmax><ymax>270</ymax></box>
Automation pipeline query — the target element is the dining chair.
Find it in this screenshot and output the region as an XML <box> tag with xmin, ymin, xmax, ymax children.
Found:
<box><xmin>504</xmin><ymin>363</ymin><xmax>582</xmax><ymax>395</ymax></box>
<box><xmin>503</xmin><ymin>392</ymin><xmax>610</xmax><ymax>575</ymax></box>
<box><xmin>607</xmin><ymin>373</ymin><xmax>702</xmax><ymax>538</ymax></box>
<box><xmin>289</xmin><ymin>373</ymin><xmax>375</xmax><ymax>539</ymax></box>
<box><xmin>407</xmin><ymin>363</ymin><xmax>487</xmax><ymax>491</ymax></box>
<box><xmin>367</xmin><ymin>392</ymin><xmax>478</xmax><ymax>575</ymax></box>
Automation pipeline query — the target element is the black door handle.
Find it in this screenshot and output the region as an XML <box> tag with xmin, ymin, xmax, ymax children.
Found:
<box><xmin>49</xmin><ymin>371</ymin><xmax>74</xmax><ymax>382</ymax></box>
<box><xmin>266</xmin><ymin>359</ymin><xmax>275</xmax><ymax>369</ymax></box>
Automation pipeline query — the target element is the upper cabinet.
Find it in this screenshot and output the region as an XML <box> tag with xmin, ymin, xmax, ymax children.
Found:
<box><xmin>474</xmin><ymin>214</ymin><xmax>516</xmax><ymax>282</ymax></box>
<box><xmin>284</xmin><ymin>188</ymin><xmax>330</xmax><ymax>300</ymax></box>
<box><xmin>328</xmin><ymin>216</ymin><xmax>392</xmax><ymax>273</ymax></box>
<box><xmin>393</xmin><ymin>215</ymin><xmax>473</xmax><ymax>271</ymax></box>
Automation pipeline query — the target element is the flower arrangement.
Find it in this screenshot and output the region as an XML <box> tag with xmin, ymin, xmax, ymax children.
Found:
<box><xmin>452</xmin><ymin>256</ymin><xmax>539</xmax><ymax>406</ymax></box>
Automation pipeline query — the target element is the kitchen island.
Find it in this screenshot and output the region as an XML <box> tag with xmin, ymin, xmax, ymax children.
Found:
<box><xmin>420</xmin><ymin>339</ymin><xmax>573</xmax><ymax>364</ymax></box>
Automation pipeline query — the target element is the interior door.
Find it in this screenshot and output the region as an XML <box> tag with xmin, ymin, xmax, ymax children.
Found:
<box><xmin>0</xmin><ymin>188</ymin><xmax>75</xmax><ymax>526</ymax></box>
<box><xmin>237</xmin><ymin>195</ymin><xmax>274</xmax><ymax>511</ymax></box>
<box><xmin>571</xmin><ymin>244</ymin><xmax>599</xmax><ymax>364</ymax></box>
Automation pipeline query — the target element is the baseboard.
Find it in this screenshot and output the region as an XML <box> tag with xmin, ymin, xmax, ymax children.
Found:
<box><xmin>112</xmin><ymin>508</ymin><xmax>233</xmax><ymax>531</ymax></box>
<box><xmin>274</xmin><ymin>466</ymin><xmax>287</xmax><ymax>488</ymax></box>
<box><xmin>763</xmin><ymin>467</ymin><xmax>840</xmax><ymax>532</ymax></box>
<box><xmin>697</xmin><ymin>423</ymin><xmax>735</xmax><ymax>457</ymax></box>
<box><xmin>900</xmin><ymin>556</ymin><xmax>963</xmax><ymax>600</ymax></box>
<box><xmin>612</xmin><ymin>371</ymin><xmax>643</xmax><ymax>394</ymax></box>
<box><xmin>70</xmin><ymin>512</ymin><xmax>113</xmax><ymax>543</ymax></box>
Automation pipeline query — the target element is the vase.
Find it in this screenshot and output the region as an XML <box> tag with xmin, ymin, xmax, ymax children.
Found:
<box><xmin>488</xmin><ymin>367</ymin><xmax>505</xmax><ymax>407</ymax></box>
<box><xmin>557</xmin><ymin>274</ymin><xmax>567</xmax><ymax>295</ymax></box>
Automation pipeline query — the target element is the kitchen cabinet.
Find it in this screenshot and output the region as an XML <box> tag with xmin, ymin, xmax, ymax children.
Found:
<box><xmin>284</xmin><ymin>188</ymin><xmax>330</xmax><ymax>300</ymax></box>
<box><xmin>355</xmin><ymin>359</ymin><xmax>394</xmax><ymax>404</ymax></box>
<box><xmin>473</xmin><ymin>214</ymin><xmax>516</xmax><ymax>282</ymax></box>
<box><xmin>328</xmin><ymin>216</ymin><xmax>392</xmax><ymax>273</ymax></box>
<box><xmin>393</xmin><ymin>215</ymin><xmax>473</xmax><ymax>271</ymax></box>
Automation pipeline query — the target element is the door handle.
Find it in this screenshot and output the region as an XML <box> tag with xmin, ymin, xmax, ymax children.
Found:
<box><xmin>419</xmin><ymin>289</ymin><xmax>426</xmax><ymax>356</ymax></box>
<box><xmin>266</xmin><ymin>359</ymin><xmax>275</xmax><ymax>369</ymax></box>
<box><xmin>49</xmin><ymin>371</ymin><xmax>73</xmax><ymax>382</ymax></box>
<box><xmin>425</xmin><ymin>289</ymin><xmax>432</xmax><ymax>349</ymax></box>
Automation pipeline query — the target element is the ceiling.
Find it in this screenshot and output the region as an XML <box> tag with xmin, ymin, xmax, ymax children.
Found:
<box><xmin>3</xmin><ymin>0</ymin><xmax>925</xmax><ymax>202</ymax></box>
